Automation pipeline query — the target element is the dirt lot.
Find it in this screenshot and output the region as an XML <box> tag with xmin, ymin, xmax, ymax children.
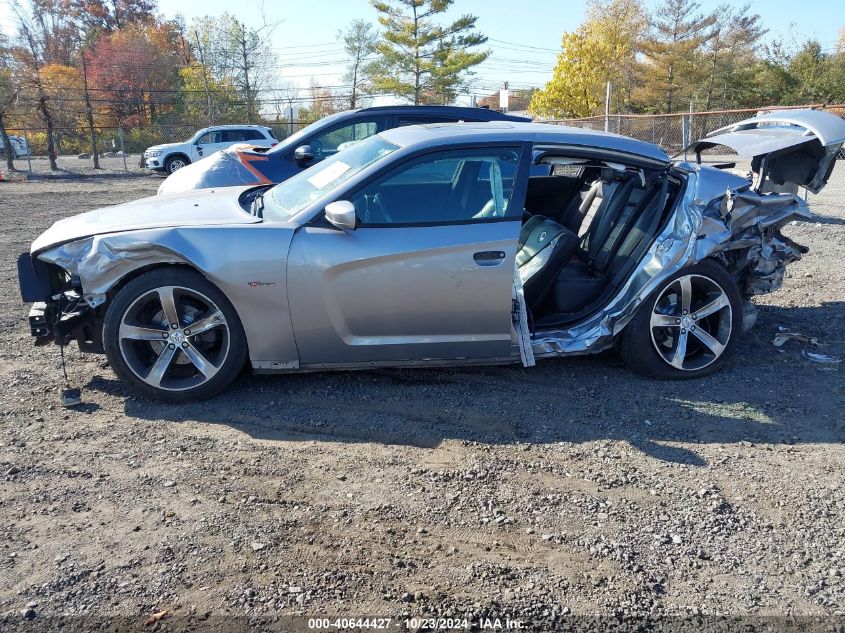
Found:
<box><xmin>0</xmin><ymin>162</ymin><xmax>843</xmax><ymax>630</ymax></box>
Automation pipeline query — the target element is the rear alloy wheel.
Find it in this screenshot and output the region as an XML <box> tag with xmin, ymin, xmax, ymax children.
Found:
<box><xmin>620</xmin><ymin>260</ymin><xmax>742</xmax><ymax>379</ymax></box>
<box><xmin>165</xmin><ymin>155</ymin><xmax>189</xmax><ymax>174</ymax></box>
<box><xmin>104</xmin><ymin>269</ymin><xmax>246</xmax><ymax>401</ymax></box>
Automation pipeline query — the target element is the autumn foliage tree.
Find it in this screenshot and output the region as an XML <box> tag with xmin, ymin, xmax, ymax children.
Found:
<box><xmin>530</xmin><ymin>0</ymin><xmax>646</xmax><ymax>118</ymax></box>
<box><xmin>87</xmin><ymin>22</ymin><xmax>182</xmax><ymax>126</ymax></box>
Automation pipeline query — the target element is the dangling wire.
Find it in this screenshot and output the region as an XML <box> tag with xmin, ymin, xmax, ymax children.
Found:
<box><xmin>59</xmin><ymin>338</ymin><xmax>69</xmax><ymax>384</ymax></box>
<box><xmin>55</xmin><ymin>292</ymin><xmax>70</xmax><ymax>384</ymax></box>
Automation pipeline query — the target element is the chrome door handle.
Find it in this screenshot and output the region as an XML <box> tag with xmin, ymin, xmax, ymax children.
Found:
<box><xmin>473</xmin><ymin>251</ymin><xmax>506</xmax><ymax>265</ymax></box>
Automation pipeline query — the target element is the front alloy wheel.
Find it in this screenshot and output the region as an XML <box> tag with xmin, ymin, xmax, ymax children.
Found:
<box><xmin>165</xmin><ymin>156</ymin><xmax>188</xmax><ymax>174</ymax></box>
<box><xmin>620</xmin><ymin>260</ymin><xmax>742</xmax><ymax>379</ymax></box>
<box><xmin>104</xmin><ymin>269</ymin><xmax>246</xmax><ymax>401</ymax></box>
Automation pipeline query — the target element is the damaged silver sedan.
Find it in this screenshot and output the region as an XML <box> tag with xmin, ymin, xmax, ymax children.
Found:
<box><xmin>17</xmin><ymin>111</ymin><xmax>845</xmax><ymax>401</ymax></box>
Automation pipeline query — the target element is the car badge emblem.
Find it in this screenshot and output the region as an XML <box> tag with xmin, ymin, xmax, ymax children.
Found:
<box><xmin>538</xmin><ymin>231</ymin><xmax>547</xmax><ymax>242</ymax></box>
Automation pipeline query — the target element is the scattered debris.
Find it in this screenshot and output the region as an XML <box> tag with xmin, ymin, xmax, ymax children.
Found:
<box><xmin>144</xmin><ymin>610</ymin><xmax>167</xmax><ymax>626</ymax></box>
<box><xmin>772</xmin><ymin>330</ymin><xmax>819</xmax><ymax>348</ymax></box>
<box><xmin>801</xmin><ymin>350</ymin><xmax>841</xmax><ymax>366</ymax></box>
<box><xmin>59</xmin><ymin>387</ymin><xmax>82</xmax><ymax>407</ymax></box>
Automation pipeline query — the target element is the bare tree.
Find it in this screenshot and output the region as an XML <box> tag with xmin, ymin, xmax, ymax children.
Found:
<box><xmin>340</xmin><ymin>19</ymin><xmax>378</xmax><ymax>109</ymax></box>
<box><xmin>191</xmin><ymin>9</ymin><xmax>279</xmax><ymax>124</ymax></box>
<box><xmin>272</xmin><ymin>80</ymin><xmax>300</xmax><ymax>136</ymax></box>
<box><xmin>0</xmin><ymin>34</ymin><xmax>20</xmax><ymax>171</ymax></box>
<box><xmin>12</xmin><ymin>1</ymin><xmax>58</xmax><ymax>170</ymax></box>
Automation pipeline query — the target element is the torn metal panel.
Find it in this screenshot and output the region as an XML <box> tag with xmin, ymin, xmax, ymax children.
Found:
<box><xmin>532</xmin><ymin>161</ymin><xmax>811</xmax><ymax>357</ymax></box>
<box><xmin>700</xmin><ymin>188</ymin><xmax>810</xmax><ymax>295</ymax></box>
<box><xmin>532</xmin><ymin>168</ymin><xmax>701</xmax><ymax>358</ymax></box>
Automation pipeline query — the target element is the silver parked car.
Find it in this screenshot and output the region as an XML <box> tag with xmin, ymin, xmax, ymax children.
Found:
<box><xmin>17</xmin><ymin>111</ymin><xmax>845</xmax><ymax>402</ymax></box>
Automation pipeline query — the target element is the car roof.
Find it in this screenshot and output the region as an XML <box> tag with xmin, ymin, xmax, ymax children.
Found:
<box><xmin>197</xmin><ymin>124</ymin><xmax>271</xmax><ymax>132</ymax></box>
<box><xmin>333</xmin><ymin>105</ymin><xmax>530</xmax><ymax>122</ymax></box>
<box><xmin>379</xmin><ymin>121</ymin><xmax>670</xmax><ymax>164</ymax></box>
<box><xmin>308</xmin><ymin>105</ymin><xmax>531</xmax><ymax>122</ymax></box>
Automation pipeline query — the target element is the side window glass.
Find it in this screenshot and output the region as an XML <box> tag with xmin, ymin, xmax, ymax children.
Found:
<box><xmin>351</xmin><ymin>147</ymin><xmax>522</xmax><ymax>225</ymax></box>
<box><xmin>198</xmin><ymin>131</ymin><xmax>221</xmax><ymax>144</ymax></box>
<box><xmin>222</xmin><ymin>130</ymin><xmax>246</xmax><ymax>142</ymax></box>
<box><xmin>311</xmin><ymin>120</ymin><xmax>379</xmax><ymax>159</ymax></box>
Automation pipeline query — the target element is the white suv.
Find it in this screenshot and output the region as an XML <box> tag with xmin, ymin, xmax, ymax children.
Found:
<box><xmin>142</xmin><ymin>125</ymin><xmax>277</xmax><ymax>174</ymax></box>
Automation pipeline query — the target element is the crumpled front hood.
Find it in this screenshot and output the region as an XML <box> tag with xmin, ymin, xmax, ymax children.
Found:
<box><xmin>32</xmin><ymin>187</ymin><xmax>260</xmax><ymax>254</ymax></box>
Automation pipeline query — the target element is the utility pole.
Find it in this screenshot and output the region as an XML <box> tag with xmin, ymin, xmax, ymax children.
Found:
<box><xmin>81</xmin><ymin>52</ymin><xmax>100</xmax><ymax>169</ymax></box>
<box><xmin>604</xmin><ymin>82</ymin><xmax>611</xmax><ymax>133</ymax></box>
<box><xmin>237</xmin><ymin>21</ymin><xmax>253</xmax><ymax>124</ymax></box>
<box><xmin>500</xmin><ymin>81</ymin><xmax>509</xmax><ymax>113</ymax></box>
<box><xmin>193</xmin><ymin>30</ymin><xmax>214</xmax><ymax>125</ymax></box>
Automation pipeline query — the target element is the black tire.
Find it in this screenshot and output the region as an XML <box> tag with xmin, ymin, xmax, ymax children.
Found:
<box><xmin>619</xmin><ymin>259</ymin><xmax>743</xmax><ymax>379</ymax></box>
<box><xmin>103</xmin><ymin>268</ymin><xmax>247</xmax><ymax>402</ymax></box>
<box><xmin>164</xmin><ymin>154</ymin><xmax>190</xmax><ymax>174</ymax></box>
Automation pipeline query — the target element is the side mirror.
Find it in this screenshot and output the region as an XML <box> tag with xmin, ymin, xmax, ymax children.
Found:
<box><xmin>325</xmin><ymin>200</ymin><xmax>356</xmax><ymax>231</ymax></box>
<box><xmin>294</xmin><ymin>144</ymin><xmax>314</xmax><ymax>164</ymax></box>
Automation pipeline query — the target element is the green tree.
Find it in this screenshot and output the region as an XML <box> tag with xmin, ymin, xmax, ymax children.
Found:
<box><xmin>368</xmin><ymin>0</ymin><xmax>489</xmax><ymax>105</ymax></box>
<box><xmin>699</xmin><ymin>3</ymin><xmax>765</xmax><ymax>110</ymax></box>
<box><xmin>788</xmin><ymin>41</ymin><xmax>845</xmax><ymax>104</ymax></box>
<box><xmin>340</xmin><ymin>19</ymin><xmax>378</xmax><ymax>109</ymax></box>
<box><xmin>640</xmin><ymin>0</ymin><xmax>716</xmax><ymax>113</ymax></box>
<box><xmin>179</xmin><ymin>64</ymin><xmax>242</xmax><ymax>125</ymax></box>
<box><xmin>529</xmin><ymin>0</ymin><xmax>646</xmax><ymax>118</ymax></box>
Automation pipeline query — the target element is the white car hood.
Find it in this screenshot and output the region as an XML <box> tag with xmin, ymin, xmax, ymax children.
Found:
<box><xmin>146</xmin><ymin>142</ymin><xmax>188</xmax><ymax>152</ymax></box>
<box><xmin>32</xmin><ymin>187</ymin><xmax>260</xmax><ymax>254</ymax></box>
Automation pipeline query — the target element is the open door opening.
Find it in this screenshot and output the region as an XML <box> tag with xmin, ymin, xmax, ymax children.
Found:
<box><xmin>512</xmin><ymin>155</ymin><xmax>681</xmax><ymax>331</ymax></box>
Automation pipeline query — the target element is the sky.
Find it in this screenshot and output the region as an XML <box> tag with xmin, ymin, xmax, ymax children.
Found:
<box><xmin>1</xmin><ymin>0</ymin><xmax>842</xmax><ymax>105</ymax></box>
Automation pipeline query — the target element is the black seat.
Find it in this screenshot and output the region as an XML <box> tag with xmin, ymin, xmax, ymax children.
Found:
<box><xmin>580</xmin><ymin>172</ymin><xmax>638</xmax><ymax>264</ymax></box>
<box><xmin>516</xmin><ymin>215</ymin><xmax>579</xmax><ymax>314</ymax></box>
<box><xmin>547</xmin><ymin>177</ymin><xmax>668</xmax><ymax>314</ymax></box>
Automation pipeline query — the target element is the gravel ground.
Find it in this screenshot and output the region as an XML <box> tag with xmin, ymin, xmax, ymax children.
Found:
<box><xmin>0</xmin><ymin>162</ymin><xmax>843</xmax><ymax>630</ymax></box>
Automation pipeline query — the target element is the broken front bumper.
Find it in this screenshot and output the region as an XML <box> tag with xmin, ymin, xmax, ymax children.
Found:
<box><xmin>18</xmin><ymin>252</ymin><xmax>104</xmax><ymax>353</ymax></box>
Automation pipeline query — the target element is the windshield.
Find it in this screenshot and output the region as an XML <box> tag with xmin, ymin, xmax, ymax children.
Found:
<box><xmin>264</xmin><ymin>135</ymin><xmax>398</xmax><ymax>221</ymax></box>
<box><xmin>266</xmin><ymin>111</ymin><xmax>349</xmax><ymax>155</ymax></box>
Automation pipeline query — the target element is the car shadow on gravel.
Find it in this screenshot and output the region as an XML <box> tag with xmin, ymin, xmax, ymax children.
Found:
<box><xmin>806</xmin><ymin>213</ymin><xmax>845</xmax><ymax>226</ymax></box>
<box><xmin>87</xmin><ymin>302</ymin><xmax>845</xmax><ymax>466</ymax></box>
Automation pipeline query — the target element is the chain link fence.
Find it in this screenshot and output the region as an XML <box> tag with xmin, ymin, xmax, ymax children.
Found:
<box><xmin>544</xmin><ymin>104</ymin><xmax>845</xmax><ymax>218</ymax></box>
<box><xmin>4</xmin><ymin>105</ymin><xmax>845</xmax><ymax>217</ymax></box>
<box><xmin>1</xmin><ymin>120</ymin><xmax>315</xmax><ymax>167</ymax></box>
<box><xmin>544</xmin><ymin>103</ymin><xmax>845</xmax><ymax>158</ymax></box>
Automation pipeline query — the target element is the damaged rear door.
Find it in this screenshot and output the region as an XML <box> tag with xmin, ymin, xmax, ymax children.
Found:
<box><xmin>689</xmin><ymin>109</ymin><xmax>845</xmax><ymax>193</ymax></box>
